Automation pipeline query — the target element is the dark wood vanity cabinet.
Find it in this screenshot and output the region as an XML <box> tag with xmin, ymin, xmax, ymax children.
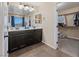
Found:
<box><xmin>8</xmin><ymin>29</ymin><xmax>42</xmax><ymax>53</ymax></box>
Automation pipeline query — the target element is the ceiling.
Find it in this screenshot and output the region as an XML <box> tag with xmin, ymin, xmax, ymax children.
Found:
<box><xmin>57</xmin><ymin>2</ymin><xmax>79</xmax><ymax>11</ymax></box>
<box><xmin>8</xmin><ymin>2</ymin><xmax>40</xmax><ymax>15</ymax></box>
<box><xmin>8</xmin><ymin>2</ymin><xmax>79</xmax><ymax>15</ymax></box>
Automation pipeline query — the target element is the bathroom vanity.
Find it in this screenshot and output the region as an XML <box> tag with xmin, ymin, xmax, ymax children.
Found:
<box><xmin>8</xmin><ymin>29</ymin><xmax>42</xmax><ymax>53</ymax></box>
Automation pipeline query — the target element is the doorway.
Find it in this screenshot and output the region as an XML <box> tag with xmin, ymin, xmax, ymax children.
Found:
<box><xmin>57</xmin><ymin>2</ymin><xmax>79</xmax><ymax>57</ymax></box>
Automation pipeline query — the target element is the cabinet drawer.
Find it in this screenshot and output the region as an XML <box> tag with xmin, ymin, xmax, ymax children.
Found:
<box><xmin>9</xmin><ymin>31</ymin><xmax>25</xmax><ymax>35</ymax></box>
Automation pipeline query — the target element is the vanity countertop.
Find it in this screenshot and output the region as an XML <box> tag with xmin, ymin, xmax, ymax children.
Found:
<box><xmin>8</xmin><ymin>28</ymin><xmax>42</xmax><ymax>32</ymax></box>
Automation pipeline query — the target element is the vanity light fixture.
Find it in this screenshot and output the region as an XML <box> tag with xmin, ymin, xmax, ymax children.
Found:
<box><xmin>18</xmin><ymin>4</ymin><xmax>34</xmax><ymax>12</ymax></box>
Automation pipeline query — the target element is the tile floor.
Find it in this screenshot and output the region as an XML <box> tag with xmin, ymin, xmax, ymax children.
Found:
<box><xmin>9</xmin><ymin>42</ymin><xmax>70</xmax><ymax>57</ymax></box>
<box><xmin>58</xmin><ymin>27</ymin><xmax>79</xmax><ymax>57</ymax></box>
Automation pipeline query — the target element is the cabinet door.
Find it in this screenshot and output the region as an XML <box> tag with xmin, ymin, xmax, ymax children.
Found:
<box><xmin>8</xmin><ymin>36</ymin><xmax>17</xmax><ymax>52</ymax></box>
<box><xmin>25</xmin><ymin>30</ymin><xmax>34</xmax><ymax>46</ymax></box>
<box><xmin>33</xmin><ymin>29</ymin><xmax>42</xmax><ymax>42</ymax></box>
<box><xmin>16</xmin><ymin>34</ymin><xmax>26</xmax><ymax>48</ymax></box>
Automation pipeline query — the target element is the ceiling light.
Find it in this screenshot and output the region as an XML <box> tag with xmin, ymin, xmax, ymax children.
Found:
<box><xmin>18</xmin><ymin>4</ymin><xmax>35</xmax><ymax>12</ymax></box>
<box><xmin>24</xmin><ymin>6</ymin><xmax>29</xmax><ymax>10</ymax></box>
<box><xmin>57</xmin><ymin>2</ymin><xmax>64</xmax><ymax>7</ymax></box>
<box><xmin>29</xmin><ymin>7</ymin><xmax>34</xmax><ymax>12</ymax></box>
<box><xmin>19</xmin><ymin>5</ymin><xmax>24</xmax><ymax>9</ymax></box>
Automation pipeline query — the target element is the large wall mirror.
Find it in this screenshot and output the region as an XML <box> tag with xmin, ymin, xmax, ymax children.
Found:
<box><xmin>8</xmin><ymin>15</ymin><xmax>31</xmax><ymax>30</ymax></box>
<box><xmin>11</xmin><ymin>16</ymin><xmax>25</xmax><ymax>27</ymax></box>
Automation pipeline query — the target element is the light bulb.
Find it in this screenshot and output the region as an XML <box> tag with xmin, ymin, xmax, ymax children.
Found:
<box><xmin>29</xmin><ymin>7</ymin><xmax>34</xmax><ymax>12</ymax></box>
<box><xmin>19</xmin><ymin>5</ymin><xmax>24</xmax><ymax>9</ymax></box>
<box><xmin>24</xmin><ymin>6</ymin><xmax>29</xmax><ymax>10</ymax></box>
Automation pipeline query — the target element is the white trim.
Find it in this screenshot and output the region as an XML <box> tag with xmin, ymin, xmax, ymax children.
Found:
<box><xmin>42</xmin><ymin>41</ymin><xmax>57</xmax><ymax>49</ymax></box>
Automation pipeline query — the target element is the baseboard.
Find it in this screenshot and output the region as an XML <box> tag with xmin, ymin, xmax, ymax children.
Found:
<box><xmin>42</xmin><ymin>41</ymin><xmax>57</xmax><ymax>49</ymax></box>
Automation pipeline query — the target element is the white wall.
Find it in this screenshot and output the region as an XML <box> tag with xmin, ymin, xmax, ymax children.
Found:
<box><xmin>3</xmin><ymin>3</ymin><xmax>8</xmax><ymax>57</ymax></box>
<box><xmin>58</xmin><ymin>6</ymin><xmax>79</xmax><ymax>15</ymax></box>
<box><xmin>33</xmin><ymin>3</ymin><xmax>58</xmax><ymax>49</ymax></box>
<box><xmin>0</xmin><ymin>2</ymin><xmax>8</xmax><ymax>56</ymax></box>
<box><xmin>0</xmin><ymin>3</ymin><xmax>4</xmax><ymax>56</ymax></box>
